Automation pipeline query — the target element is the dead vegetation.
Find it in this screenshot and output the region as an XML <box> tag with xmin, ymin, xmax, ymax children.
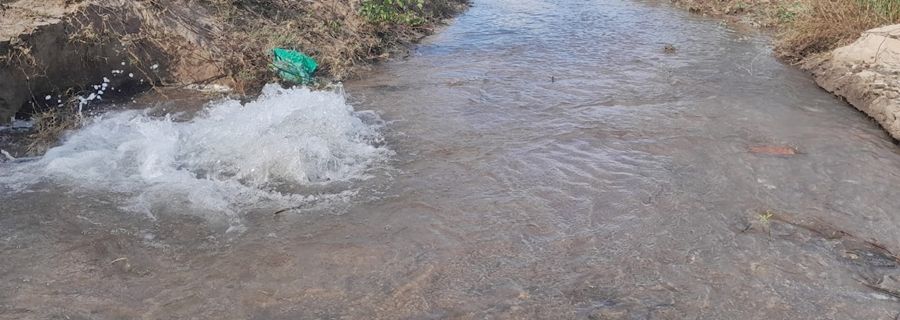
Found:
<box><xmin>56</xmin><ymin>0</ymin><xmax>468</xmax><ymax>95</ymax></box>
<box><xmin>26</xmin><ymin>107</ymin><xmax>79</xmax><ymax>155</ymax></box>
<box><xmin>168</xmin><ymin>0</ymin><xmax>469</xmax><ymax>93</ymax></box>
<box><xmin>671</xmin><ymin>0</ymin><xmax>900</xmax><ymax>62</ymax></box>
<box><xmin>777</xmin><ymin>0</ymin><xmax>900</xmax><ymax>61</ymax></box>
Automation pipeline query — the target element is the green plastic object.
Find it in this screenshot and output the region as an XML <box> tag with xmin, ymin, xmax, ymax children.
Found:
<box><xmin>272</xmin><ymin>48</ymin><xmax>318</xmax><ymax>84</ymax></box>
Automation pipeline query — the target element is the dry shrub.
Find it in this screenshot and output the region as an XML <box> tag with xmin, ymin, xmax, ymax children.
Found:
<box><xmin>777</xmin><ymin>0</ymin><xmax>900</xmax><ymax>61</ymax></box>
<box><xmin>26</xmin><ymin>108</ymin><xmax>80</xmax><ymax>155</ymax></box>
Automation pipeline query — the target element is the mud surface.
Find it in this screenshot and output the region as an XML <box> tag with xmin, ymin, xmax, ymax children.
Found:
<box><xmin>0</xmin><ymin>0</ymin><xmax>74</xmax><ymax>40</ymax></box>
<box><xmin>5</xmin><ymin>0</ymin><xmax>900</xmax><ymax>319</ymax></box>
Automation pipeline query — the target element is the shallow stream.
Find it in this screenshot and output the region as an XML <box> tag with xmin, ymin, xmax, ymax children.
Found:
<box><xmin>5</xmin><ymin>0</ymin><xmax>900</xmax><ymax>318</ymax></box>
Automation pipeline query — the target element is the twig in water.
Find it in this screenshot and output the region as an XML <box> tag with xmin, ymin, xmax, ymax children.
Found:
<box><xmin>739</xmin><ymin>51</ymin><xmax>763</xmax><ymax>76</ymax></box>
<box><xmin>0</xmin><ymin>149</ymin><xmax>15</xmax><ymax>161</ymax></box>
<box><xmin>273</xmin><ymin>207</ymin><xmax>298</xmax><ymax>215</ymax></box>
<box><xmin>862</xmin><ymin>281</ymin><xmax>900</xmax><ymax>300</ymax></box>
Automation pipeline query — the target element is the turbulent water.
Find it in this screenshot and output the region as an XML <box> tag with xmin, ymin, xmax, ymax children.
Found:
<box><xmin>6</xmin><ymin>0</ymin><xmax>900</xmax><ymax>319</ymax></box>
<box><xmin>1</xmin><ymin>85</ymin><xmax>389</xmax><ymax>230</ymax></box>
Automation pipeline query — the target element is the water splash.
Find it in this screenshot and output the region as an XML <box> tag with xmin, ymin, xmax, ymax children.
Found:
<box><xmin>0</xmin><ymin>84</ymin><xmax>390</xmax><ymax>228</ymax></box>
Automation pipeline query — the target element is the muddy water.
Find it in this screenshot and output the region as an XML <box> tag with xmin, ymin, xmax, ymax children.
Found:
<box><xmin>5</xmin><ymin>0</ymin><xmax>900</xmax><ymax>319</ymax></box>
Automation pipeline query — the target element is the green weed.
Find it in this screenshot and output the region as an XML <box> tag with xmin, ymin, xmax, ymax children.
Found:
<box><xmin>775</xmin><ymin>3</ymin><xmax>804</xmax><ymax>23</ymax></box>
<box><xmin>361</xmin><ymin>0</ymin><xmax>427</xmax><ymax>25</ymax></box>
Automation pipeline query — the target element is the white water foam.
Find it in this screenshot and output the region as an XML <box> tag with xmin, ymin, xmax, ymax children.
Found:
<box><xmin>0</xmin><ymin>85</ymin><xmax>390</xmax><ymax>228</ymax></box>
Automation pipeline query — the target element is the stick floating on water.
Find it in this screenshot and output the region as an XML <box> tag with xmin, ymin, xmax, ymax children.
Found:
<box><xmin>0</xmin><ymin>149</ymin><xmax>15</xmax><ymax>161</ymax></box>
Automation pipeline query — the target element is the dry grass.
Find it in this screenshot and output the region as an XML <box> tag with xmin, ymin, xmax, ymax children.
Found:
<box><xmin>777</xmin><ymin>0</ymin><xmax>900</xmax><ymax>61</ymax></box>
<box><xmin>672</xmin><ymin>0</ymin><xmax>900</xmax><ymax>61</ymax></box>
<box><xmin>26</xmin><ymin>108</ymin><xmax>80</xmax><ymax>155</ymax></box>
<box><xmin>196</xmin><ymin>0</ymin><xmax>469</xmax><ymax>93</ymax></box>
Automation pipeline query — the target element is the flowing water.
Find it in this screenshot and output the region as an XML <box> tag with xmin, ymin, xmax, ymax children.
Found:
<box><xmin>5</xmin><ymin>0</ymin><xmax>900</xmax><ymax>319</ymax></box>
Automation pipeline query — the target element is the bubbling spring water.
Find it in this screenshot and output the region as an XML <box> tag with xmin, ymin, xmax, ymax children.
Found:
<box><xmin>0</xmin><ymin>84</ymin><xmax>391</xmax><ymax>228</ymax></box>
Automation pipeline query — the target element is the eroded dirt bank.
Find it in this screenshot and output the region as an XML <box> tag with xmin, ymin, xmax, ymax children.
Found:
<box><xmin>805</xmin><ymin>25</ymin><xmax>900</xmax><ymax>140</ymax></box>
<box><xmin>0</xmin><ymin>0</ymin><xmax>170</xmax><ymax>122</ymax></box>
<box><xmin>0</xmin><ymin>0</ymin><xmax>468</xmax><ymax>123</ymax></box>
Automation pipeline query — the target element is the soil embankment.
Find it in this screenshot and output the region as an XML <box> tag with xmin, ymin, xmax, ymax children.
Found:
<box><xmin>805</xmin><ymin>25</ymin><xmax>900</xmax><ymax>139</ymax></box>
<box><xmin>0</xmin><ymin>0</ymin><xmax>165</xmax><ymax>122</ymax></box>
<box><xmin>0</xmin><ymin>0</ymin><xmax>468</xmax><ymax>124</ymax></box>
